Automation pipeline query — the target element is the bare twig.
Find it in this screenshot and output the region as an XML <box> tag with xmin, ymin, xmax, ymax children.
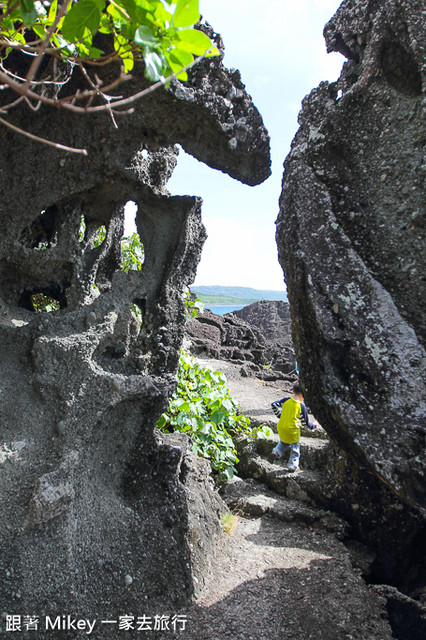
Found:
<box><xmin>81</xmin><ymin>50</ymin><xmax>211</xmax><ymax>112</ymax></box>
<box><xmin>0</xmin><ymin>38</ymin><xmax>40</xmax><ymax>53</ymax></box>
<box><xmin>0</xmin><ymin>46</ymin><xmax>213</xmax><ymax>155</ymax></box>
<box><xmin>24</xmin><ymin>94</ymin><xmax>43</xmax><ymax>111</ymax></box>
<box><xmin>78</xmin><ymin>63</ymin><xmax>123</xmax><ymax>117</ymax></box>
<box><xmin>0</xmin><ymin>94</ymin><xmax>25</xmax><ymax>112</ymax></box>
<box><xmin>0</xmin><ymin>67</ymin><xmax>130</xmax><ymax>110</ymax></box>
<box><xmin>0</xmin><ymin>115</ymin><xmax>88</xmax><ymax>154</ymax></box>
<box><xmin>0</xmin><ymin>61</ymin><xmax>73</xmax><ymax>86</ymax></box>
<box><xmin>70</xmin><ymin>88</ymin><xmax>81</xmax><ymax>105</ymax></box>
<box><xmin>107</xmin><ymin>103</ymin><xmax>118</xmax><ymax>128</ymax></box>
<box><xmin>0</xmin><ymin>48</ymin><xmax>212</xmax><ymax>115</ymax></box>
<box><xmin>23</xmin><ymin>0</ymin><xmax>73</xmax><ymax>88</ymax></box>
<box><xmin>58</xmin><ymin>70</ymin><xmax>129</xmax><ymax>102</ymax></box>
<box><xmin>78</xmin><ymin>65</ymin><xmax>120</xmax><ymax>127</ymax></box>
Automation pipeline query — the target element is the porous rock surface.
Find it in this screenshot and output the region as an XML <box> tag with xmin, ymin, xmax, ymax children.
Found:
<box><xmin>231</xmin><ymin>300</ymin><xmax>296</xmax><ymax>374</ymax></box>
<box><xmin>277</xmin><ymin>0</ymin><xmax>425</xmax><ymax>590</ymax></box>
<box><xmin>185</xmin><ymin>308</ymin><xmax>269</xmax><ymax>376</ymax></box>
<box><xmin>0</xmin><ymin>24</ymin><xmax>270</xmax><ymax>635</ymax></box>
<box><xmin>232</xmin><ymin>300</ymin><xmax>291</xmax><ymax>343</ymax></box>
<box><xmin>185</xmin><ymin>301</ymin><xmax>295</xmax><ymax>379</ymax></box>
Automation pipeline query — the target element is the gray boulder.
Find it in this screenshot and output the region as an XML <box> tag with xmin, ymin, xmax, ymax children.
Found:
<box><xmin>185</xmin><ymin>308</ymin><xmax>270</xmax><ymax>374</ymax></box>
<box><xmin>0</xmin><ymin>23</ymin><xmax>270</xmax><ymax>631</ymax></box>
<box><xmin>277</xmin><ymin>0</ymin><xmax>425</xmax><ymax>586</ymax></box>
<box><xmin>186</xmin><ymin>301</ymin><xmax>296</xmax><ymax>378</ymax></box>
<box><xmin>231</xmin><ymin>300</ymin><xmax>296</xmax><ymax>374</ymax></box>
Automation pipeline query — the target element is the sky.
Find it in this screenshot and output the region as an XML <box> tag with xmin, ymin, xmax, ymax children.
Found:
<box><xmin>126</xmin><ymin>0</ymin><xmax>344</xmax><ymax>291</ymax></box>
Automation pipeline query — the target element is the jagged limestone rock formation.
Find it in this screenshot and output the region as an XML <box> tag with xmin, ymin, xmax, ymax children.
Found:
<box><xmin>186</xmin><ymin>308</ymin><xmax>266</xmax><ymax>361</ymax></box>
<box><xmin>185</xmin><ymin>302</ymin><xmax>295</xmax><ymax>379</ymax></box>
<box><xmin>277</xmin><ymin>0</ymin><xmax>425</xmax><ymax>587</ymax></box>
<box><xmin>231</xmin><ymin>300</ymin><xmax>296</xmax><ymax>375</ymax></box>
<box><xmin>0</xmin><ymin>26</ymin><xmax>270</xmax><ymax>634</ymax></box>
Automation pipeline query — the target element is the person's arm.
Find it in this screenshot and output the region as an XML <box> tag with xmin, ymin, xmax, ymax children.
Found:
<box><xmin>300</xmin><ymin>403</ymin><xmax>316</xmax><ymax>430</ymax></box>
<box><xmin>271</xmin><ymin>397</ymin><xmax>288</xmax><ymax>418</ymax></box>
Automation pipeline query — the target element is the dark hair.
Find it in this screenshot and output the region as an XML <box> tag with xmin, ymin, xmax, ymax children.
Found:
<box><xmin>292</xmin><ymin>381</ymin><xmax>302</xmax><ymax>395</ymax></box>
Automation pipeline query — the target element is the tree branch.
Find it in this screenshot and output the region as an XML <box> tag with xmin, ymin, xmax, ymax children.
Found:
<box><xmin>0</xmin><ymin>115</ymin><xmax>88</xmax><ymax>154</ymax></box>
<box><xmin>0</xmin><ymin>48</ymin><xmax>212</xmax><ymax>115</ymax></box>
<box><xmin>23</xmin><ymin>0</ymin><xmax>73</xmax><ymax>88</ymax></box>
<box><xmin>0</xmin><ymin>47</ymin><xmax>213</xmax><ymax>154</ymax></box>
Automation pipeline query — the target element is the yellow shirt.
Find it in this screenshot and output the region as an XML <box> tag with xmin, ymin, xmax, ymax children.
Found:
<box><xmin>277</xmin><ymin>397</ymin><xmax>302</xmax><ymax>444</ymax></box>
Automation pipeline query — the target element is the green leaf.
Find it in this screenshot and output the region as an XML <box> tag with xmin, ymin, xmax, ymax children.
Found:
<box><xmin>76</xmin><ymin>40</ymin><xmax>91</xmax><ymax>57</ymax></box>
<box><xmin>222</xmin><ymin>467</ymin><xmax>235</xmax><ymax>482</ymax></box>
<box><xmin>114</xmin><ymin>33</ymin><xmax>127</xmax><ymax>51</ymax></box>
<box><xmin>86</xmin><ymin>45</ymin><xmax>104</xmax><ymax>58</ymax></box>
<box><xmin>157</xmin><ymin>414</ymin><xmax>167</xmax><ymax>429</ymax></box>
<box><xmin>192</xmin><ymin>442</ymin><xmax>199</xmax><ymax>456</ymax></box>
<box><xmin>176</xmin><ymin>28</ymin><xmax>215</xmax><ymax>55</ymax></box>
<box><xmin>199</xmin><ymin>423</ymin><xmax>212</xmax><ymax>435</ymax></box>
<box><xmin>155</xmin><ymin>350</ymin><xmax>254</xmax><ymax>482</ymax></box>
<box><xmin>32</xmin><ymin>24</ymin><xmax>46</xmax><ymax>38</ymax></box>
<box><xmin>62</xmin><ymin>0</ymin><xmax>103</xmax><ymax>42</ymax></box>
<box><xmin>172</xmin><ymin>0</ymin><xmax>199</xmax><ymax>28</ymax></box>
<box><xmin>98</xmin><ymin>13</ymin><xmax>113</xmax><ymax>33</ymax></box>
<box><xmin>46</xmin><ymin>0</ymin><xmax>57</xmax><ymax>26</ymax></box>
<box><xmin>176</xmin><ymin>412</ymin><xmax>189</xmax><ymax>427</ymax></box>
<box><xmin>152</xmin><ymin>1</ymin><xmax>172</xmax><ymax>27</ymax></box>
<box><xmin>222</xmin><ymin>399</ymin><xmax>234</xmax><ymax>412</ymax></box>
<box><xmin>134</xmin><ymin>24</ymin><xmax>159</xmax><ymax>47</ymax></box>
<box><xmin>133</xmin><ymin>0</ymin><xmax>154</xmax><ymax>10</ymax></box>
<box><xmin>114</xmin><ymin>34</ymin><xmax>134</xmax><ymax>71</ymax></box>
<box><xmin>113</xmin><ymin>0</ymin><xmax>138</xmax><ymax>22</ymax></box>
<box><xmin>106</xmin><ymin>3</ymin><xmax>126</xmax><ymax>22</ymax></box>
<box><xmin>51</xmin><ymin>32</ymin><xmax>73</xmax><ymax>52</ymax></box>
<box><xmin>123</xmin><ymin>52</ymin><xmax>134</xmax><ymax>71</ymax></box>
<box><xmin>19</xmin><ymin>0</ymin><xmax>37</xmax><ymax>26</ymax></box>
<box><xmin>144</xmin><ymin>50</ymin><xmax>163</xmax><ymax>81</ymax></box>
<box><xmin>211</xmin><ymin>410</ymin><xmax>225</xmax><ymax>425</ymax></box>
<box><xmin>6</xmin><ymin>30</ymin><xmax>27</xmax><ymax>45</ymax></box>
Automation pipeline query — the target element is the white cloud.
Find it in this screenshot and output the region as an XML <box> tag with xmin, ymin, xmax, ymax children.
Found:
<box><xmin>193</xmin><ymin>218</ymin><xmax>285</xmax><ymax>291</ymax></box>
<box><xmin>169</xmin><ymin>1</ymin><xmax>344</xmax><ymax>290</ymax></box>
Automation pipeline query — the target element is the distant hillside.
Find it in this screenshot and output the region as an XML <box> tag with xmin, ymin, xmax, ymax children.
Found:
<box><xmin>192</xmin><ymin>286</ymin><xmax>287</xmax><ymax>302</ymax></box>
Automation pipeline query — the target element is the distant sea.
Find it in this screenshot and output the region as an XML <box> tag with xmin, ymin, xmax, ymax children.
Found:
<box><xmin>206</xmin><ymin>305</ymin><xmax>245</xmax><ymax>316</ymax></box>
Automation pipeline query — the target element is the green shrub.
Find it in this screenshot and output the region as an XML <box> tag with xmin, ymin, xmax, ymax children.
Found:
<box><xmin>121</xmin><ymin>233</ymin><xmax>144</xmax><ymax>272</ymax></box>
<box><xmin>184</xmin><ymin>289</ymin><xmax>204</xmax><ymax>321</ymax></box>
<box><xmin>156</xmin><ymin>351</ymin><xmax>271</xmax><ymax>482</ymax></box>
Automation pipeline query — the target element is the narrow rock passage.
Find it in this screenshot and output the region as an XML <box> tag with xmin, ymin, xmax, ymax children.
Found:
<box><xmin>181</xmin><ymin>514</ymin><xmax>392</xmax><ymax>640</ymax></box>
<box><xmin>177</xmin><ymin>358</ymin><xmax>393</xmax><ymax>640</ymax></box>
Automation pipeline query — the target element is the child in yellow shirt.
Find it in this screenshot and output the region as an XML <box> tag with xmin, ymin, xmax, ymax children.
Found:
<box><xmin>271</xmin><ymin>381</ymin><xmax>316</xmax><ymax>471</ymax></box>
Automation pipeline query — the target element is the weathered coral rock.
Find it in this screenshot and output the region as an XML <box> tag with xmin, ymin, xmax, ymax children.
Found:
<box><xmin>0</xmin><ymin>25</ymin><xmax>270</xmax><ymax>633</ymax></box>
<box><xmin>185</xmin><ymin>308</ymin><xmax>266</xmax><ymax>369</ymax></box>
<box><xmin>231</xmin><ymin>300</ymin><xmax>296</xmax><ymax>374</ymax></box>
<box><xmin>277</xmin><ymin>0</ymin><xmax>425</xmax><ymax>583</ymax></box>
<box><xmin>185</xmin><ymin>303</ymin><xmax>295</xmax><ymax>379</ymax></box>
<box><xmin>29</xmin><ymin>451</ymin><xmax>79</xmax><ymax>525</ymax></box>
<box><xmin>232</xmin><ymin>300</ymin><xmax>291</xmax><ymax>342</ymax></box>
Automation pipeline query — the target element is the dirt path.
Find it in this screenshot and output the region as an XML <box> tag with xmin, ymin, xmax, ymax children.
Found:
<box><xmin>178</xmin><ymin>358</ymin><xmax>394</xmax><ymax>640</ymax></box>
<box><xmin>173</xmin><ymin>360</ymin><xmax>393</xmax><ymax>640</ymax></box>
<box><xmin>181</xmin><ymin>514</ymin><xmax>392</xmax><ymax>640</ymax></box>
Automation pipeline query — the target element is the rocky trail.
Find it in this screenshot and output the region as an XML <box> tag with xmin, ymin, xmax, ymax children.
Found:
<box><xmin>177</xmin><ymin>359</ymin><xmax>397</xmax><ymax>640</ymax></box>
